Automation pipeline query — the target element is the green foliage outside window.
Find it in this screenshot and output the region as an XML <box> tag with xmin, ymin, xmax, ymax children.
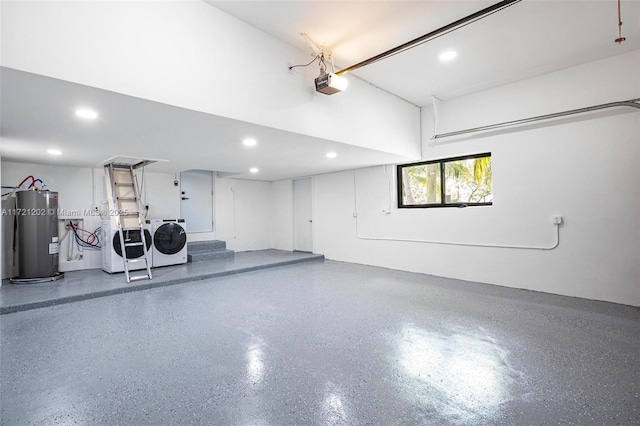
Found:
<box><xmin>398</xmin><ymin>154</ymin><xmax>492</xmax><ymax>208</ymax></box>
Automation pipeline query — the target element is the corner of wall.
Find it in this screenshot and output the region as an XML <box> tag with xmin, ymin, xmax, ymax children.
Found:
<box><xmin>0</xmin><ymin>158</ymin><xmax>3</xmax><ymax>284</ymax></box>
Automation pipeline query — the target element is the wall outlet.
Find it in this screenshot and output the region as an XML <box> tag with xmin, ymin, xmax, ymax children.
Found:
<box><xmin>553</xmin><ymin>215</ymin><xmax>563</xmax><ymax>225</ymax></box>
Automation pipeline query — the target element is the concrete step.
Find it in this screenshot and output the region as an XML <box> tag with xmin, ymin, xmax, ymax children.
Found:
<box><xmin>187</xmin><ymin>240</ymin><xmax>226</xmax><ymax>253</ymax></box>
<box><xmin>187</xmin><ymin>240</ymin><xmax>234</xmax><ymax>263</ymax></box>
<box><xmin>187</xmin><ymin>249</ymin><xmax>235</xmax><ymax>263</ymax></box>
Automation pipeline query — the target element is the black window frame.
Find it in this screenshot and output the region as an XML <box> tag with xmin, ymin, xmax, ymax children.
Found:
<box><xmin>397</xmin><ymin>152</ymin><xmax>493</xmax><ymax>209</ymax></box>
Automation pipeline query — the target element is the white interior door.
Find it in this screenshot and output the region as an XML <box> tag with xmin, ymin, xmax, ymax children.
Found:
<box><xmin>180</xmin><ymin>170</ymin><xmax>213</xmax><ymax>233</ymax></box>
<box><xmin>294</xmin><ymin>178</ymin><xmax>313</xmax><ymax>252</ymax></box>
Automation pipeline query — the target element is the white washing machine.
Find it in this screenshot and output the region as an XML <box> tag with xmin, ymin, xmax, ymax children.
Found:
<box><xmin>150</xmin><ymin>219</ymin><xmax>187</xmax><ymax>267</ymax></box>
<box><xmin>101</xmin><ymin>220</ymin><xmax>153</xmax><ymax>273</ymax></box>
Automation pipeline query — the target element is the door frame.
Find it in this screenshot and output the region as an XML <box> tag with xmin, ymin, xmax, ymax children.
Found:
<box><xmin>293</xmin><ymin>177</ymin><xmax>313</xmax><ymax>253</ymax></box>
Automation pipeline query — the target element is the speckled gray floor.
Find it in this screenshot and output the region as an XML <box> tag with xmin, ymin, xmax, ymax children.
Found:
<box><xmin>1</xmin><ymin>261</ymin><xmax>638</xmax><ymax>425</ymax></box>
<box><xmin>0</xmin><ymin>250</ymin><xmax>323</xmax><ymax>314</ymax></box>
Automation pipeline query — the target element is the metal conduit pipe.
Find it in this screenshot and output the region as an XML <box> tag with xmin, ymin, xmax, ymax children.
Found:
<box><xmin>352</xmin><ymin>169</ymin><xmax>561</xmax><ymax>250</ymax></box>
<box><xmin>432</xmin><ymin>98</ymin><xmax>640</xmax><ymax>140</ymax></box>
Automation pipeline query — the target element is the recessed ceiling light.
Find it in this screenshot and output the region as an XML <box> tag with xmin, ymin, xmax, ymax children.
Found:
<box><xmin>326</xmin><ymin>152</ymin><xmax>337</xmax><ymax>159</ymax></box>
<box><xmin>439</xmin><ymin>50</ymin><xmax>457</xmax><ymax>62</ymax></box>
<box><xmin>243</xmin><ymin>138</ymin><xmax>257</xmax><ymax>147</ymax></box>
<box><xmin>249</xmin><ymin>167</ymin><xmax>259</xmax><ymax>173</ymax></box>
<box><xmin>75</xmin><ymin>108</ymin><xmax>98</xmax><ymax>119</ymax></box>
<box><xmin>47</xmin><ymin>149</ymin><xmax>62</xmax><ymax>156</ymax></box>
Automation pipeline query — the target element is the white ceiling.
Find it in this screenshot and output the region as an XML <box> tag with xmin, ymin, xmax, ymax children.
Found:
<box><xmin>0</xmin><ymin>68</ymin><xmax>411</xmax><ymax>180</ymax></box>
<box><xmin>209</xmin><ymin>0</ymin><xmax>640</xmax><ymax>105</ymax></box>
<box><xmin>2</xmin><ymin>1</ymin><xmax>638</xmax><ymax>180</ymax></box>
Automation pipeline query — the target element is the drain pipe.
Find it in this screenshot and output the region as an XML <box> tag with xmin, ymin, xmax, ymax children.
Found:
<box><xmin>432</xmin><ymin>98</ymin><xmax>640</xmax><ymax>140</ymax></box>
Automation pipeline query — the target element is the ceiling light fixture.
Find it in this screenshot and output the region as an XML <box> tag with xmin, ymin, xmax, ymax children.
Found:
<box><xmin>439</xmin><ymin>50</ymin><xmax>457</xmax><ymax>62</ymax></box>
<box><xmin>249</xmin><ymin>167</ymin><xmax>259</xmax><ymax>174</ymax></box>
<box><xmin>326</xmin><ymin>152</ymin><xmax>337</xmax><ymax>159</ymax></box>
<box><xmin>243</xmin><ymin>138</ymin><xmax>257</xmax><ymax>146</ymax></box>
<box><xmin>47</xmin><ymin>149</ymin><xmax>62</xmax><ymax>155</ymax></box>
<box><xmin>75</xmin><ymin>108</ymin><xmax>98</xmax><ymax>119</ymax></box>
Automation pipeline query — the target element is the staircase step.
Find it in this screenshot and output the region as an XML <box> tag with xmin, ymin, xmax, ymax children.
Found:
<box><xmin>188</xmin><ymin>249</ymin><xmax>235</xmax><ymax>263</ymax></box>
<box><xmin>186</xmin><ymin>240</ymin><xmax>234</xmax><ymax>263</ymax></box>
<box><xmin>187</xmin><ymin>240</ymin><xmax>227</xmax><ymax>253</ymax></box>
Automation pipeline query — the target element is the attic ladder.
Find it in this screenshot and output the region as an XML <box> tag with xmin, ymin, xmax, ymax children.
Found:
<box><xmin>106</xmin><ymin>161</ymin><xmax>153</xmax><ymax>283</ymax></box>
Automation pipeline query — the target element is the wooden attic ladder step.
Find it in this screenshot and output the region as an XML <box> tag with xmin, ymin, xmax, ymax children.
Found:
<box><xmin>105</xmin><ymin>160</ymin><xmax>154</xmax><ymax>283</ymax></box>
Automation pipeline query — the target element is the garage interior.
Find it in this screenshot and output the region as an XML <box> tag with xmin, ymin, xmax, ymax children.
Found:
<box><xmin>1</xmin><ymin>1</ymin><xmax>639</xmax><ymax>424</ymax></box>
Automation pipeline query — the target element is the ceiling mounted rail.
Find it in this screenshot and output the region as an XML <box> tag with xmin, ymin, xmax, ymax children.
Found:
<box><xmin>432</xmin><ymin>98</ymin><xmax>640</xmax><ymax>140</ymax></box>
<box><xmin>335</xmin><ymin>0</ymin><xmax>522</xmax><ymax>76</ymax></box>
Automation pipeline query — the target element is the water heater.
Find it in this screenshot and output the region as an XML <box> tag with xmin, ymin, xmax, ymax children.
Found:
<box><xmin>16</xmin><ymin>190</ymin><xmax>59</xmax><ymax>279</ymax></box>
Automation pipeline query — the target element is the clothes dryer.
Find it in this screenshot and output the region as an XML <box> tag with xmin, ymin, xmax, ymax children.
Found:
<box><xmin>150</xmin><ymin>219</ymin><xmax>187</xmax><ymax>267</ymax></box>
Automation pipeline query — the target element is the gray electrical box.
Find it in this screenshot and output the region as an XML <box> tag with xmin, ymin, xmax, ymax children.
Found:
<box><xmin>16</xmin><ymin>191</ymin><xmax>59</xmax><ymax>279</ymax></box>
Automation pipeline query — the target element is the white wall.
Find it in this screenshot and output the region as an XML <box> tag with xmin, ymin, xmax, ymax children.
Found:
<box><xmin>0</xmin><ymin>159</ymin><xmax>3</xmax><ymax>284</ymax></box>
<box><xmin>0</xmin><ymin>0</ymin><xmax>419</xmax><ymax>158</ymax></box>
<box><xmin>142</xmin><ymin>171</ymin><xmax>181</xmax><ymax>220</ymax></box>
<box><xmin>270</xmin><ymin>179</ymin><xmax>294</xmax><ymax>251</ymax></box>
<box><xmin>214</xmin><ymin>177</ymin><xmax>274</xmax><ymax>252</ymax></box>
<box><xmin>314</xmin><ymin>51</ymin><xmax>640</xmax><ymax>306</ymax></box>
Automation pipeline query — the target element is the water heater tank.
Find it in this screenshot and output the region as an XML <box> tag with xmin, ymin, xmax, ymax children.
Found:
<box><xmin>16</xmin><ymin>191</ymin><xmax>59</xmax><ymax>279</ymax></box>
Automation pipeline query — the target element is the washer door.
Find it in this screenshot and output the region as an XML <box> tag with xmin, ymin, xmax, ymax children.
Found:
<box><xmin>113</xmin><ymin>229</ymin><xmax>152</xmax><ymax>259</ymax></box>
<box><xmin>154</xmin><ymin>223</ymin><xmax>187</xmax><ymax>255</ymax></box>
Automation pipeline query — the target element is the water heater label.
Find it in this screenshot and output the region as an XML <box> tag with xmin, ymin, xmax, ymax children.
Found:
<box><xmin>52</xmin><ymin>236</ymin><xmax>59</xmax><ymax>243</ymax></box>
<box><xmin>49</xmin><ymin>243</ymin><xmax>59</xmax><ymax>255</ymax></box>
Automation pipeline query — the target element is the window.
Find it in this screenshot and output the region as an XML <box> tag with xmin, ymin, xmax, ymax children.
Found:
<box><xmin>397</xmin><ymin>153</ymin><xmax>493</xmax><ymax>208</ymax></box>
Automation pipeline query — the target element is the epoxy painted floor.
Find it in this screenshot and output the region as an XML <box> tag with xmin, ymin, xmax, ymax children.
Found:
<box><xmin>1</xmin><ymin>260</ymin><xmax>639</xmax><ymax>425</ymax></box>
<box><xmin>0</xmin><ymin>250</ymin><xmax>323</xmax><ymax>314</ymax></box>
